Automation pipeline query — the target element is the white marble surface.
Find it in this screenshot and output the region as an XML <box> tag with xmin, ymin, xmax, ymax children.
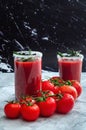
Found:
<box><xmin>0</xmin><ymin>70</ymin><xmax>86</xmax><ymax>130</ymax></box>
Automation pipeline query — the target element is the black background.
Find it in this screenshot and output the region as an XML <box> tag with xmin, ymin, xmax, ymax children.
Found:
<box><xmin>0</xmin><ymin>0</ymin><xmax>86</xmax><ymax>72</ymax></box>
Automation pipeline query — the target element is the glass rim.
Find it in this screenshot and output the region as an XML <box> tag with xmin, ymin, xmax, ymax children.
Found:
<box><xmin>57</xmin><ymin>53</ymin><xmax>84</xmax><ymax>60</ymax></box>
<box><xmin>13</xmin><ymin>51</ymin><xmax>43</xmax><ymax>58</ymax></box>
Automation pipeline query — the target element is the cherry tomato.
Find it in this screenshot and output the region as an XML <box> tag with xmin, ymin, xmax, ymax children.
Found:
<box><xmin>69</xmin><ymin>80</ymin><xmax>82</xmax><ymax>97</ymax></box>
<box><xmin>21</xmin><ymin>103</ymin><xmax>40</xmax><ymax>121</ymax></box>
<box><xmin>56</xmin><ymin>93</ymin><xmax>75</xmax><ymax>114</ymax></box>
<box><xmin>19</xmin><ymin>96</ymin><xmax>36</xmax><ymax>104</ymax></box>
<box><xmin>38</xmin><ymin>90</ymin><xmax>54</xmax><ymax>97</ymax></box>
<box><xmin>59</xmin><ymin>85</ymin><xmax>77</xmax><ymax>100</ymax></box>
<box><xmin>42</xmin><ymin>80</ymin><xmax>56</xmax><ymax>93</ymax></box>
<box><xmin>4</xmin><ymin>101</ymin><xmax>21</xmax><ymax>119</ymax></box>
<box><xmin>49</xmin><ymin>76</ymin><xmax>65</xmax><ymax>94</ymax></box>
<box><xmin>49</xmin><ymin>76</ymin><xmax>64</xmax><ymax>86</ymax></box>
<box><xmin>37</xmin><ymin>97</ymin><xmax>56</xmax><ymax>117</ymax></box>
<box><xmin>58</xmin><ymin>85</ymin><xmax>77</xmax><ymax>100</ymax></box>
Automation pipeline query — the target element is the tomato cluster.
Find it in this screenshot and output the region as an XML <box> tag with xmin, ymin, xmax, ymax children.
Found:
<box><xmin>4</xmin><ymin>76</ymin><xmax>82</xmax><ymax>121</ymax></box>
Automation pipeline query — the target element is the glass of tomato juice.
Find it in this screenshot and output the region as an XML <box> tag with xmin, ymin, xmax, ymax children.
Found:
<box><xmin>13</xmin><ymin>51</ymin><xmax>43</xmax><ymax>100</ymax></box>
<box><xmin>57</xmin><ymin>53</ymin><xmax>84</xmax><ymax>82</ymax></box>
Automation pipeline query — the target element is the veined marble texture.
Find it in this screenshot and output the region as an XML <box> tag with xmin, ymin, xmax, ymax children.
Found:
<box><xmin>0</xmin><ymin>0</ymin><xmax>86</xmax><ymax>72</ymax></box>
<box><xmin>0</xmin><ymin>71</ymin><xmax>86</xmax><ymax>130</ymax></box>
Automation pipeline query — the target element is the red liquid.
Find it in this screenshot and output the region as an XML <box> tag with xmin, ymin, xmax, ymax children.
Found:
<box><xmin>58</xmin><ymin>59</ymin><xmax>82</xmax><ymax>82</ymax></box>
<box><xmin>14</xmin><ymin>59</ymin><xmax>42</xmax><ymax>99</ymax></box>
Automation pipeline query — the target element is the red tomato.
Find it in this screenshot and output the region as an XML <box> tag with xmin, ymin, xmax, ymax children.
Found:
<box><xmin>69</xmin><ymin>80</ymin><xmax>82</xmax><ymax>97</ymax></box>
<box><xmin>4</xmin><ymin>102</ymin><xmax>21</xmax><ymax>119</ymax></box>
<box><xmin>19</xmin><ymin>96</ymin><xmax>36</xmax><ymax>104</ymax></box>
<box><xmin>49</xmin><ymin>76</ymin><xmax>64</xmax><ymax>86</ymax></box>
<box><xmin>58</xmin><ymin>85</ymin><xmax>77</xmax><ymax>100</ymax></box>
<box><xmin>42</xmin><ymin>80</ymin><xmax>56</xmax><ymax>93</ymax></box>
<box><xmin>49</xmin><ymin>76</ymin><xmax>65</xmax><ymax>94</ymax></box>
<box><xmin>38</xmin><ymin>90</ymin><xmax>54</xmax><ymax>97</ymax></box>
<box><xmin>56</xmin><ymin>93</ymin><xmax>75</xmax><ymax>114</ymax></box>
<box><xmin>37</xmin><ymin>97</ymin><xmax>56</xmax><ymax>117</ymax></box>
<box><xmin>52</xmin><ymin>86</ymin><xmax>60</xmax><ymax>94</ymax></box>
<box><xmin>21</xmin><ymin>103</ymin><xmax>40</xmax><ymax>121</ymax></box>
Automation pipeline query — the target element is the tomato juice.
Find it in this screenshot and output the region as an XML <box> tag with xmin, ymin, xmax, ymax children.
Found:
<box><xmin>13</xmin><ymin>51</ymin><xmax>42</xmax><ymax>100</ymax></box>
<box><xmin>57</xmin><ymin>54</ymin><xmax>83</xmax><ymax>82</ymax></box>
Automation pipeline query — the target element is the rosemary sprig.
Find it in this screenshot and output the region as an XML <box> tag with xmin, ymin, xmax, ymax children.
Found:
<box><xmin>20</xmin><ymin>57</ymin><xmax>35</xmax><ymax>62</ymax></box>
<box><xmin>57</xmin><ymin>50</ymin><xmax>81</xmax><ymax>57</ymax></box>
<box><xmin>13</xmin><ymin>50</ymin><xmax>32</xmax><ymax>56</ymax></box>
<box><xmin>67</xmin><ymin>50</ymin><xmax>81</xmax><ymax>57</ymax></box>
<box><xmin>13</xmin><ymin>50</ymin><xmax>36</xmax><ymax>62</ymax></box>
<box><xmin>57</xmin><ymin>52</ymin><xmax>64</xmax><ymax>57</ymax></box>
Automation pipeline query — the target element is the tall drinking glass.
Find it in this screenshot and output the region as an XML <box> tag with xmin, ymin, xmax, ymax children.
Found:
<box><xmin>13</xmin><ymin>51</ymin><xmax>43</xmax><ymax>100</ymax></box>
<box><xmin>57</xmin><ymin>53</ymin><xmax>84</xmax><ymax>82</ymax></box>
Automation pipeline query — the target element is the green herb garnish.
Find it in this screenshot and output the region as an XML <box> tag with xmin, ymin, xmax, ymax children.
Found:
<box><xmin>67</xmin><ymin>50</ymin><xmax>81</xmax><ymax>57</ymax></box>
<box><xmin>13</xmin><ymin>51</ymin><xmax>32</xmax><ymax>56</ymax></box>
<box><xmin>20</xmin><ymin>57</ymin><xmax>35</xmax><ymax>62</ymax></box>
<box><xmin>57</xmin><ymin>50</ymin><xmax>81</xmax><ymax>57</ymax></box>
<box><xmin>13</xmin><ymin>50</ymin><xmax>37</xmax><ymax>62</ymax></box>
<box><xmin>57</xmin><ymin>52</ymin><xmax>64</xmax><ymax>57</ymax></box>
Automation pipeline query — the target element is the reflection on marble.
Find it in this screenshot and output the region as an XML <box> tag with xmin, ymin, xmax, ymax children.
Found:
<box><xmin>0</xmin><ymin>0</ymin><xmax>86</xmax><ymax>72</ymax></box>
<box><xmin>0</xmin><ymin>70</ymin><xmax>86</xmax><ymax>130</ymax></box>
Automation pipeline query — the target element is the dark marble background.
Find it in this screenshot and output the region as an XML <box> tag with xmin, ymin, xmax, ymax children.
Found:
<box><xmin>0</xmin><ymin>0</ymin><xmax>86</xmax><ymax>72</ymax></box>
